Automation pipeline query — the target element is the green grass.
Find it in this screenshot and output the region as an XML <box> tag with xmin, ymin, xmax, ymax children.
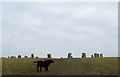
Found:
<box><xmin>2</xmin><ymin>57</ymin><xmax>118</xmax><ymax>75</ymax></box>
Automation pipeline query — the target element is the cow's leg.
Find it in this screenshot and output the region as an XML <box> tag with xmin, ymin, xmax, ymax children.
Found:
<box><xmin>45</xmin><ymin>67</ymin><xmax>47</xmax><ymax>71</ymax></box>
<box><xmin>40</xmin><ymin>66</ymin><xmax>42</xmax><ymax>72</ymax></box>
<box><xmin>46</xmin><ymin>67</ymin><xmax>48</xmax><ymax>71</ymax></box>
<box><xmin>37</xmin><ymin>65</ymin><xmax>39</xmax><ymax>72</ymax></box>
<box><xmin>37</xmin><ymin>67</ymin><xmax>39</xmax><ymax>72</ymax></box>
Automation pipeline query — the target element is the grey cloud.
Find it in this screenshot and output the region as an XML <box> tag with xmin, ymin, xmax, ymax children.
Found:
<box><xmin>2</xmin><ymin>2</ymin><xmax>118</xmax><ymax>58</ymax></box>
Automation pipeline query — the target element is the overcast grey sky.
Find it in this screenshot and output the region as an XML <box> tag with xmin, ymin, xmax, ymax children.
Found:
<box><xmin>2</xmin><ymin>2</ymin><xmax>118</xmax><ymax>58</ymax></box>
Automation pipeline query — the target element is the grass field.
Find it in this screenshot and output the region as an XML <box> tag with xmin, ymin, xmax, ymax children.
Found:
<box><xmin>2</xmin><ymin>57</ymin><xmax>118</xmax><ymax>75</ymax></box>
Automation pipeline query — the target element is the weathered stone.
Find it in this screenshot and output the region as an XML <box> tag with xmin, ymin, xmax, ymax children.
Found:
<box><xmin>11</xmin><ymin>56</ymin><xmax>13</xmax><ymax>58</ymax></box>
<box><xmin>36</xmin><ymin>56</ymin><xmax>39</xmax><ymax>58</ymax></box>
<box><xmin>11</xmin><ymin>56</ymin><xmax>16</xmax><ymax>58</ymax></box>
<box><xmin>94</xmin><ymin>53</ymin><xmax>98</xmax><ymax>57</ymax></box>
<box><xmin>100</xmin><ymin>53</ymin><xmax>103</xmax><ymax>57</ymax></box>
<box><xmin>97</xmin><ymin>54</ymin><xmax>99</xmax><ymax>57</ymax></box>
<box><xmin>68</xmin><ymin>53</ymin><xmax>72</xmax><ymax>58</ymax></box>
<box><xmin>61</xmin><ymin>57</ymin><xmax>63</xmax><ymax>59</ymax></box>
<box><xmin>82</xmin><ymin>53</ymin><xmax>86</xmax><ymax>58</ymax></box>
<box><xmin>18</xmin><ymin>55</ymin><xmax>21</xmax><ymax>58</ymax></box>
<box><xmin>24</xmin><ymin>56</ymin><xmax>28</xmax><ymax>58</ymax></box>
<box><xmin>31</xmin><ymin>54</ymin><xmax>34</xmax><ymax>58</ymax></box>
<box><xmin>2</xmin><ymin>57</ymin><xmax>5</xmax><ymax>58</ymax></box>
<box><xmin>47</xmin><ymin>54</ymin><xmax>52</xmax><ymax>58</ymax></box>
<box><xmin>91</xmin><ymin>55</ymin><xmax>93</xmax><ymax>58</ymax></box>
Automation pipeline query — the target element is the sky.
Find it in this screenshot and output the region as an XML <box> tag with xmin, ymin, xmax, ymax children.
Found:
<box><xmin>0</xmin><ymin>3</ymin><xmax>2</xmax><ymax>58</ymax></box>
<box><xmin>2</xmin><ymin>2</ymin><xmax>118</xmax><ymax>58</ymax></box>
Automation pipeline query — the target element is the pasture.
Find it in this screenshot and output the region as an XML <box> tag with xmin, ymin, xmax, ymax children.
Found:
<box><xmin>2</xmin><ymin>57</ymin><xmax>118</xmax><ymax>75</ymax></box>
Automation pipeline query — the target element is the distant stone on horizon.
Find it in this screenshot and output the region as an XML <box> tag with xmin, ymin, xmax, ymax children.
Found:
<box><xmin>100</xmin><ymin>53</ymin><xmax>103</xmax><ymax>57</ymax></box>
<box><xmin>94</xmin><ymin>53</ymin><xmax>98</xmax><ymax>57</ymax></box>
<box><xmin>82</xmin><ymin>53</ymin><xmax>86</xmax><ymax>58</ymax></box>
<box><xmin>91</xmin><ymin>55</ymin><xmax>93</xmax><ymax>58</ymax></box>
<box><xmin>31</xmin><ymin>54</ymin><xmax>34</xmax><ymax>58</ymax></box>
<box><xmin>68</xmin><ymin>53</ymin><xmax>72</xmax><ymax>58</ymax></box>
<box><xmin>97</xmin><ymin>54</ymin><xmax>99</xmax><ymax>57</ymax></box>
<box><xmin>18</xmin><ymin>55</ymin><xmax>21</xmax><ymax>58</ymax></box>
<box><xmin>11</xmin><ymin>56</ymin><xmax>16</xmax><ymax>58</ymax></box>
<box><xmin>36</xmin><ymin>56</ymin><xmax>39</xmax><ymax>58</ymax></box>
<box><xmin>24</xmin><ymin>56</ymin><xmax>28</xmax><ymax>58</ymax></box>
<box><xmin>47</xmin><ymin>54</ymin><xmax>52</xmax><ymax>58</ymax></box>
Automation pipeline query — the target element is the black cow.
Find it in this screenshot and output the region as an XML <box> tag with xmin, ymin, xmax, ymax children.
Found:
<box><xmin>33</xmin><ymin>59</ymin><xmax>54</xmax><ymax>72</ymax></box>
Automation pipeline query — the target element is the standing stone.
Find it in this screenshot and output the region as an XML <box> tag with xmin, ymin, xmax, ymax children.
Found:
<box><xmin>97</xmin><ymin>54</ymin><xmax>99</xmax><ymax>57</ymax></box>
<box><xmin>61</xmin><ymin>57</ymin><xmax>63</xmax><ymax>59</ymax></box>
<box><xmin>18</xmin><ymin>55</ymin><xmax>21</xmax><ymax>58</ymax></box>
<box><xmin>11</xmin><ymin>56</ymin><xmax>13</xmax><ymax>58</ymax></box>
<box><xmin>100</xmin><ymin>53</ymin><xmax>103</xmax><ymax>57</ymax></box>
<box><xmin>11</xmin><ymin>56</ymin><xmax>16</xmax><ymax>58</ymax></box>
<box><xmin>24</xmin><ymin>56</ymin><xmax>28</xmax><ymax>58</ymax></box>
<box><xmin>91</xmin><ymin>55</ymin><xmax>93</xmax><ymax>58</ymax></box>
<box><xmin>36</xmin><ymin>56</ymin><xmax>39</xmax><ymax>58</ymax></box>
<box><xmin>31</xmin><ymin>54</ymin><xmax>34</xmax><ymax>58</ymax></box>
<box><xmin>82</xmin><ymin>53</ymin><xmax>86</xmax><ymax>58</ymax></box>
<box><xmin>68</xmin><ymin>53</ymin><xmax>72</xmax><ymax>58</ymax></box>
<box><xmin>47</xmin><ymin>54</ymin><xmax>52</xmax><ymax>58</ymax></box>
<box><xmin>8</xmin><ymin>56</ymin><xmax>9</xmax><ymax>58</ymax></box>
<box><xmin>94</xmin><ymin>53</ymin><xmax>98</xmax><ymax>57</ymax></box>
